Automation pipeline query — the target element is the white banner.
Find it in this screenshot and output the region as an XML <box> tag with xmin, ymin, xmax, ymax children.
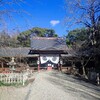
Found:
<box><xmin>40</xmin><ymin>55</ymin><xmax>59</xmax><ymax>64</ymax></box>
<box><xmin>40</xmin><ymin>56</ymin><xmax>48</xmax><ymax>64</ymax></box>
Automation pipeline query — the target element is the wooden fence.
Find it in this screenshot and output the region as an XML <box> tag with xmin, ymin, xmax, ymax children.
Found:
<box><xmin>0</xmin><ymin>72</ymin><xmax>28</xmax><ymax>85</ymax></box>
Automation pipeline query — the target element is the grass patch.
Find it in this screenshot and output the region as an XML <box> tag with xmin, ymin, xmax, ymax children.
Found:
<box><xmin>0</xmin><ymin>81</ymin><xmax>23</xmax><ymax>87</ymax></box>
<box><xmin>0</xmin><ymin>78</ymin><xmax>35</xmax><ymax>87</ymax></box>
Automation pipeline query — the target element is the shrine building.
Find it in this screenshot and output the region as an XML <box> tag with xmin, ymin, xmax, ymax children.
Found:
<box><xmin>0</xmin><ymin>37</ymin><xmax>73</xmax><ymax>71</ymax></box>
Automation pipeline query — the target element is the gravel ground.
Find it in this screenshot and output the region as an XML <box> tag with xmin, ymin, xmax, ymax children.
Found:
<box><xmin>0</xmin><ymin>71</ymin><xmax>100</xmax><ymax>100</ymax></box>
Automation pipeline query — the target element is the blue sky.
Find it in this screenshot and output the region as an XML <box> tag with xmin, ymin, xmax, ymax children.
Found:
<box><xmin>0</xmin><ymin>0</ymin><xmax>80</xmax><ymax>36</ymax></box>
<box><xmin>26</xmin><ymin>0</ymin><xmax>67</xmax><ymax>36</ymax></box>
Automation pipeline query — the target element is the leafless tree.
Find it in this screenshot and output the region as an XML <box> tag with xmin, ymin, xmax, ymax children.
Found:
<box><xmin>0</xmin><ymin>0</ymin><xmax>33</xmax><ymax>47</ymax></box>
<box><xmin>65</xmin><ymin>0</ymin><xmax>100</xmax><ymax>78</ymax></box>
<box><xmin>0</xmin><ymin>0</ymin><xmax>32</xmax><ymax>34</ymax></box>
<box><xmin>0</xmin><ymin>0</ymin><xmax>31</xmax><ymax>69</ymax></box>
<box><xmin>65</xmin><ymin>0</ymin><xmax>100</xmax><ymax>45</ymax></box>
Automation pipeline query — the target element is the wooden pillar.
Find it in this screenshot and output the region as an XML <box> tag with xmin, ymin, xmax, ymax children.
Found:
<box><xmin>38</xmin><ymin>63</ymin><xmax>40</xmax><ymax>71</ymax></box>
<box><xmin>58</xmin><ymin>63</ymin><xmax>60</xmax><ymax>71</ymax></box>
<box><xmin>37</xmin><ymin>57</ymin><xmax>40</xmax><ymax>71</ymax></box>
<box><xmin>60</xmin><ymin>64</ymin><xmax>62</xmax><ymax>72</ymax></box>
<box><xmin>1</xmin><ymin>62</ymin><xmax>4</xmax><ymax>68</ymax></box>
<box><xmin>60</xmin><ymin>59</ymin><xmax>63</xmax><ymax>72</ymax></box>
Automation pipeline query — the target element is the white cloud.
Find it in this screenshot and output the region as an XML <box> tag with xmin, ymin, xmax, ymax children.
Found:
<box><xmin>50</xmin><ymin>20</ymin><xmax>60</xmax><ymax>26</ymax></box>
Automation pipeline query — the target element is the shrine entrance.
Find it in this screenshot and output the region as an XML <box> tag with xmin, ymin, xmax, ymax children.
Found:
<box><xmin>29</xmin><ymin>37</ymin><xmax>69</xmax><ymax>71</ymax></box>
<box><xmin>38</xmin><ymin>54</ymin><xmax>60</xmax><ymax>71</ymax></box>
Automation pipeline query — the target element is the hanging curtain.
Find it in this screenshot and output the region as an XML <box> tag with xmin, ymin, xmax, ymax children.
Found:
<box><xmin>40</xmin><ymin>55</ymin><xmax>59</xmax><ymax>64</ymax></box>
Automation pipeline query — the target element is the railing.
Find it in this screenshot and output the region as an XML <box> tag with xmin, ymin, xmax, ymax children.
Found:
<box><xmin>0</xmin><ymin>72</ymin><xmax>28</xmax><ymax>85</ymax></box>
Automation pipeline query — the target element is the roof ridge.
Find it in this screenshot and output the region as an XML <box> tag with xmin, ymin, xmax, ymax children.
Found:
<box><xmin>32</xmin><ymin>37</ymin><xmax>64</xmax><ymax>40</ymax></box>
<box><xmin>0</xmin><ymin>47</ymin><xmax>31</xmax><ymax>49</ymax></box>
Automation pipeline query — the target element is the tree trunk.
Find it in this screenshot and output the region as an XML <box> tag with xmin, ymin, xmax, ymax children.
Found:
<box><xmin>82</xmin><ymin>66</ymin><xmax>88</xmax><ymax>79</ymax></box>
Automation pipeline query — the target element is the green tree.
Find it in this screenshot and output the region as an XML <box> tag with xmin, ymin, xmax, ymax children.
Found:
<box><xmin>66</xmin><ymin>28</ymin><xmax>88</xmax><ymax>48</ymax></box>
<box><xmin>17</xmin><ymin>27</ymin><xmax>58</xmax><ymax>47</ymax></box>
<box><xmin>44</xmin><ymin>29</ymin><xmax>58</xmax><ymax>37</ymax></box>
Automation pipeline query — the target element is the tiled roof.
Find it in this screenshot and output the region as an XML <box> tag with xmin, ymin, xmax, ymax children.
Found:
<box><xmin>0</xmin><ymin>47</ymin><xmax>36</xmax><ymax>57</ymax></box>
<box><xmin>0</xmin><ymin>37</ymin><xmax>69</xmax><ymax>57</ymax></box>
<box><xmin>31</xmin><ymin>37</ymin><xmax>68</xmax><ymax>51</ymax></box>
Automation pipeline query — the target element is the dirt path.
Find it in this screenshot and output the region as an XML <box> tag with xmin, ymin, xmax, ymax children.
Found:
<box><xmin>25</xmin><ymin>71</ymin><xmax>76</xmax><ymax>100</ymax></box>
<box><xmin>26</xmin><ymin>71</ymin><xmax>100</xmax><ymax>100</ymax></box>
<box><xmin>0</xmin><ymin>71</ymin><xmax>100</xmax><ymax>100</ymax></box>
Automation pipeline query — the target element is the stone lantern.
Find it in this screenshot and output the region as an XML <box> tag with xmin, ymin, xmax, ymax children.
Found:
<box><xmin>7</xmin><ymin>57</ymin><xmax>16</xmax><ymax>72</ymax></box>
